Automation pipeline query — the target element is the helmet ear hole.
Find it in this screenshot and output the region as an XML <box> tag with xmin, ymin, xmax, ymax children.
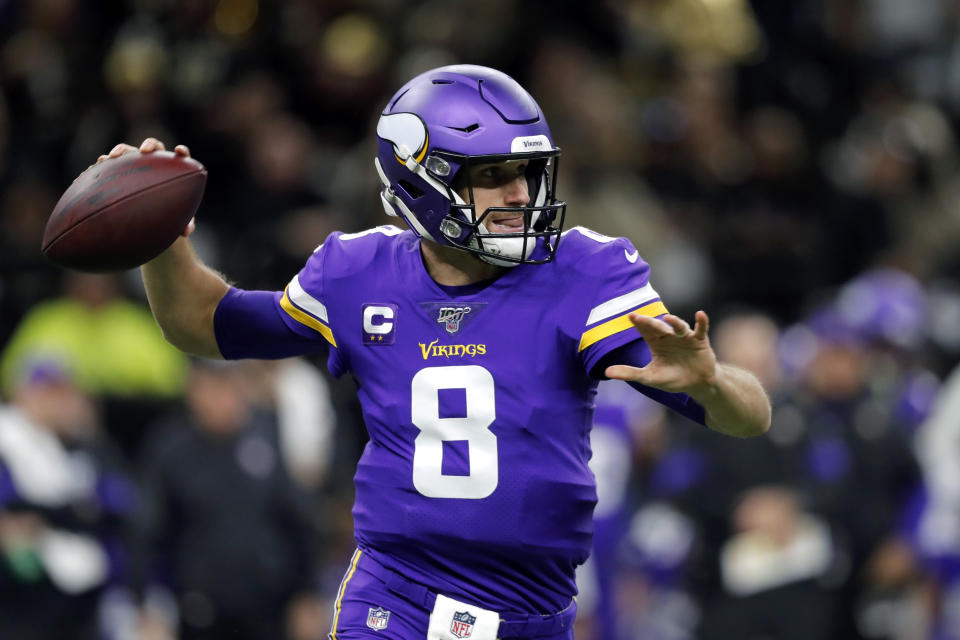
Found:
<box><xmin>398</xmin><ymin>180</ymin><xmax>424</xmax><ymax>199</ymax></box>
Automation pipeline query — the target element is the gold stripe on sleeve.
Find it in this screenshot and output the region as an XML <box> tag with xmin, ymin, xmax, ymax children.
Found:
<box><xmin>578</xmin><ymin>301</ymin><xmax>668</xmax><ymax>352</ymax></box>
<box><xmin>280</xmin><ymin>287</ymin><xmax>337</xmax><ymax>347</ymax></box>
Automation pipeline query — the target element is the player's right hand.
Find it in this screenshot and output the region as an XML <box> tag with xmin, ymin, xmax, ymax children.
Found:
<box><xmin>97</xmin><ymin>138</ymin><xmax>195</xmax><ymax>237</ymax></box>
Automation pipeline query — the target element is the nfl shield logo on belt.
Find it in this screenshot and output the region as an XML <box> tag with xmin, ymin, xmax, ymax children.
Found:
<box><xmin>450</xmin><ymin>610</ymin><xmax>476</xmax><ymax>638</ymax></box>
<box><xmin>366</xmin><ymin>606</ymin><xmax>390</xmax><ymax>631</ymax></box>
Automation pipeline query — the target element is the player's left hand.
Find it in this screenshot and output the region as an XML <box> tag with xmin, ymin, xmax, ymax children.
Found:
<box><xmin>605</xmin><ymin>310</ymin><xmax>718</xmax><ymax>394</ymax></box>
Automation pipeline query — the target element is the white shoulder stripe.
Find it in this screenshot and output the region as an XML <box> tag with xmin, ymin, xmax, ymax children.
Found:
<box><xmin>339</xmin><ymin>225</ymin><xmax>404</xmax><ymax>241</ymax></box>
<box><xmin>563</xmin><ymin>226</ymin><xmax>615</xmax><ymax>243</ymax></box>
<box><xmin>587</xmin><ymin>283</ymin><xmax>660</xmax><ymax>326</ymax></box>
<box><xmin>288</xmin><ymin>275</ymin><xmax>329</xmax><ymax>323</ymax></box>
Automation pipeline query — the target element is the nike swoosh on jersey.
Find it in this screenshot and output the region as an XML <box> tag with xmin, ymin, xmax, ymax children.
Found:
<box><xmin>625</xmin><ymin>249</ymin><xmax>639</xmax><ymax>263</ymax></box>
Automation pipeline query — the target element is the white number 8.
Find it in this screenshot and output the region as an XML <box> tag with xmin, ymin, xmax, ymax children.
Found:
<box><xmin>411</xmin><ymin>365</ymin><xmax>498</xmax><ymax>499</ymax></box>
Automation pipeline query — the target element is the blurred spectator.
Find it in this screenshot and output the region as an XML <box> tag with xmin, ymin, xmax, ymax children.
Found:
<box><xmin>0</xmin><ymin>272</ymin><xmax>187</xmax><ymax>399</ymax></box>
<box><xmin>0</xmin><ymin>272</ymin><xmax>189</xmax><ymax>457</ymax></box>
<box><xmin>0</xmin><ymin>356</ymin><xmax>138</xmax><ymax>640</ymax></box>
<box><xmin>134</xmin><ymin>358</ymin><xmax>324</xmax><ymax>640</ymax></box>
<box><xmin>771</xmin><ymin>303</ymin><xmax>925</xmax><ymax>639</ymax></box>
<box><xmin>915</xmin><ymin>363</ymin><xmax>960</xmax><ymax>640</ymax></box>
<box><xmin>240</xmin><ymin>357</ymin><xmax>337</xmax><ymax>491</ymax></box>
<box><xmin>701</xmin><ymin>487</ymin><xmax>837</xmax><ymax>640</ymax></box>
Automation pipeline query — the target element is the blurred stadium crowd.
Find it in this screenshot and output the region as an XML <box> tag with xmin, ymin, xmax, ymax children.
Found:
<box><xmin>3</xmin><ymin>0</ymin><xmax>960</xmax><ymax>639</ymax></box>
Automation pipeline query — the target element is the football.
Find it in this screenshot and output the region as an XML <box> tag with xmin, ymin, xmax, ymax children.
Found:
<box><xmin>42</xmin><ymin>150</ymin><xmax>207</xmax><ymax>272</ymax></box>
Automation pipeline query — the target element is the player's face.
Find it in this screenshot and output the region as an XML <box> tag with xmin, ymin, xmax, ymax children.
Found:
<box><xmin>459</xmin><ymin>160</ymin><xmax>530</xmax><ymax>234</ymax></box>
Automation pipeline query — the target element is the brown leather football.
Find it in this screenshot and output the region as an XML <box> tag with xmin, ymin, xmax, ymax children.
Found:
<box><xmin>42</xmin><ymin>150</ymin><xmax>207</xmax><ymax>272</ymax></box>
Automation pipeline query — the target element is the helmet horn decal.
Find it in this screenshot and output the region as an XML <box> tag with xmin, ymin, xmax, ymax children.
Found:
<box><xmin>377</xmin><ymin>113</ymin><xmax>429</xmax><ymax>164</ymax></box>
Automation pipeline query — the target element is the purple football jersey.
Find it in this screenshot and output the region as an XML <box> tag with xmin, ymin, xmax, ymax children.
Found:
<box><xmin>274</xmin><ymin>225</ymin><xmax>666</xmax><ymax>613</ymax></box>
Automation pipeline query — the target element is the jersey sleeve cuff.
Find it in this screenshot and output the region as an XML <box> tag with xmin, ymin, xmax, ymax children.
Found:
<box><xmin>214</xmin><ymin>287</ymin><xmax>325</xmax><ymax>360</ymax></box>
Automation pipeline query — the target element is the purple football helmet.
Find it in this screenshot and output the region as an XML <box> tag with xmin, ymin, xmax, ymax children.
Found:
<box><xmin>375</xmin><ymin>65</ymin><xmax>566</xmax><ymax>266</ymax></box>
<box><xmin>836</xmin><ymin>267</ymin><xmax>927</xmax><ymax>350</ymax></box>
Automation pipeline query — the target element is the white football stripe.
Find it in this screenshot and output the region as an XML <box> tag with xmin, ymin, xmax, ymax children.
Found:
<box><xmin>586</xmin><ymin>283</ymin><xmax>660</xmax><ymax>326</ymax></box>
<box><xmin>288</xmin><ymin>275</ymin><xmax>329</xmax><ymax>323</ymax></box>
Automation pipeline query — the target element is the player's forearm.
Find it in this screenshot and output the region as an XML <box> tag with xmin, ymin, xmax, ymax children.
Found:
<box><xmin>689</xmin><ymin>363</ymin><xmax>771</xmax><ymax>438</ymax></box>
<box><xmin>141</xmin><ymin>237</ymin><xmax>229</xmax><ymax>358</ymax></box>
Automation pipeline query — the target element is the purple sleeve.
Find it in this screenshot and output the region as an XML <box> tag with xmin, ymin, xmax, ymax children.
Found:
<box><xmin>214</xmin><ymin>287</ymin><xmax>326</xmax><ymax>359</ymax></box>
<box><xmin>591</xmin><ymin>339</ymin><xmax>707</xmax><ymax>426</ymax></box>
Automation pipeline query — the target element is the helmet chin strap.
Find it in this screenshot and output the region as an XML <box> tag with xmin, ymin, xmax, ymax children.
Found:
<box><xmin>471</xmin><ymin>222</ymin><xmax>536</xmax><ymax>267</ymax></box>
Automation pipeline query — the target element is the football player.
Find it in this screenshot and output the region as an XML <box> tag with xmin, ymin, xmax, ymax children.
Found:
<box><xmin>102</xmin><ymin>65</ymin><xmax>770</xmax><ymax>640</ymax></box>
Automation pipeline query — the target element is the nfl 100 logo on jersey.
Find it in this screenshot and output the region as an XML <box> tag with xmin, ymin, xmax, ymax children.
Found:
<box><xmin>438</xmin><ymin>306</ymin><xmax>470</xmax><ymax>334</ymax></box>
<box><xmin>366</xmin><ymin>606</ymin><xmax>391</xmax><ymax>631</ymax></box>
<box><xmin>419</xmin><ymin>302</ymin><xmax>487</xmax><ymax>335</ymax></box>
<box><xmin>450</xmin><ymin>610</ymin><xmax>476</xmax><ymax>638</ymax></box>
